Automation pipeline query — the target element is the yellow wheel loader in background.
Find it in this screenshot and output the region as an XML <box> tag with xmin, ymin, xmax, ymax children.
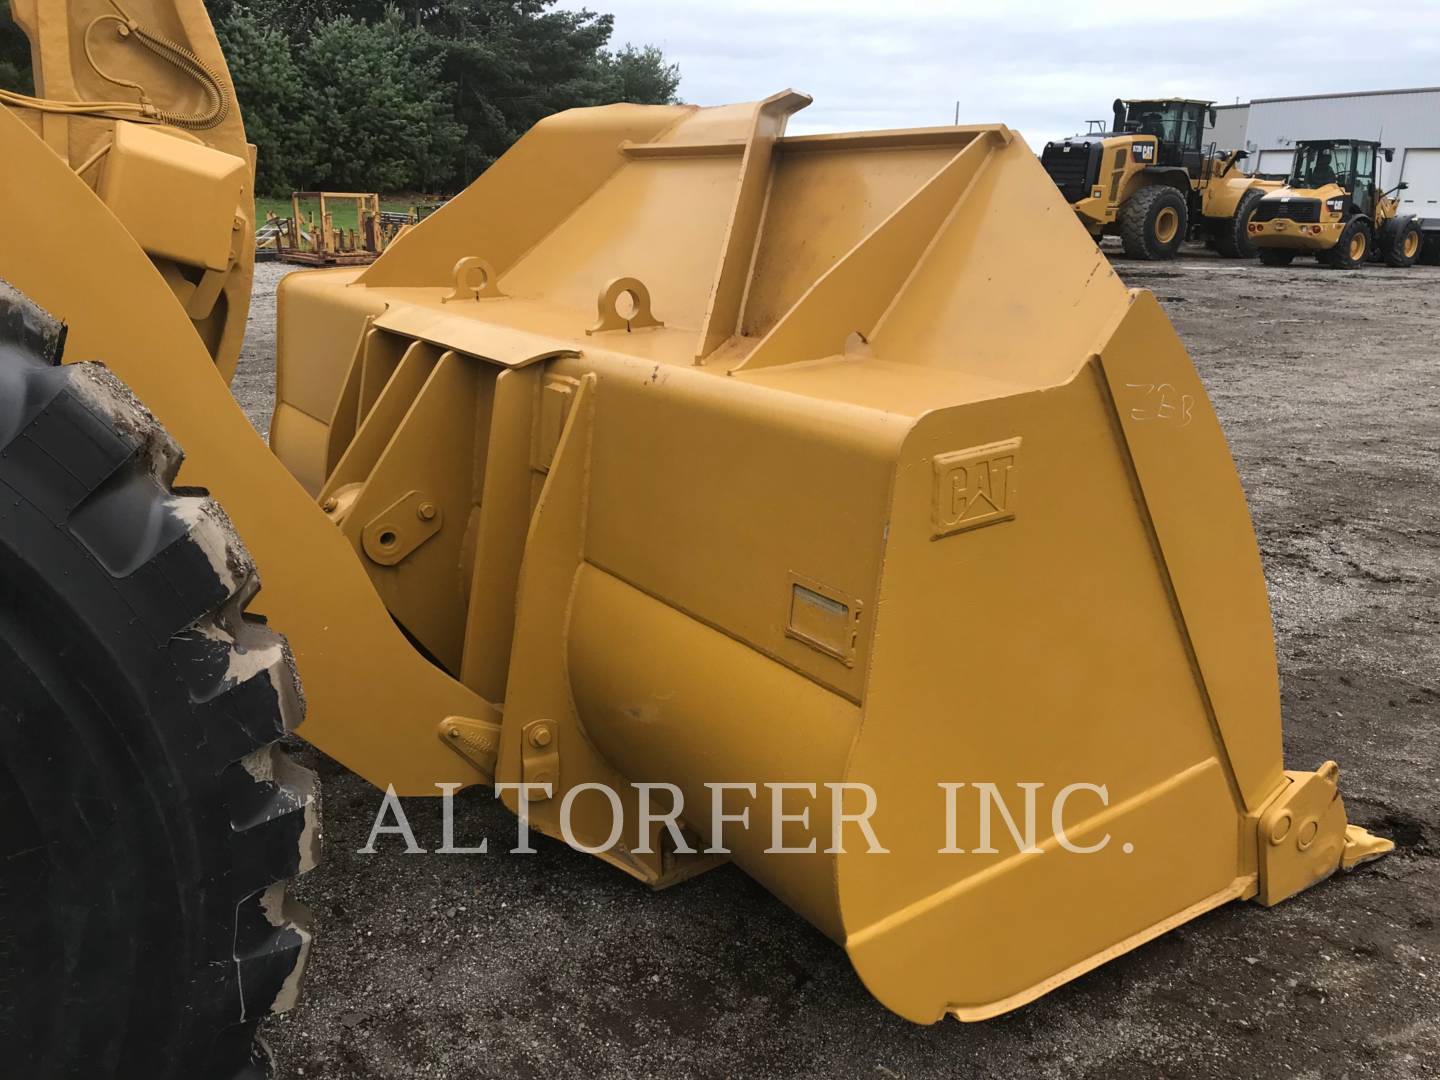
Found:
<box><xmin>1041</xmin><ymin>98</ymin><xmax>1281</xmax><ymax>260</ymax></box>
<box><xmin>0</xmin><ymin>3</ymin><xmax>1393</xmax><ymax>1076</ymax></box>
<box><xmin>1251</xmin><ymin>138</ymin><xmax>1423</xmax><ymax>269</ymax></box>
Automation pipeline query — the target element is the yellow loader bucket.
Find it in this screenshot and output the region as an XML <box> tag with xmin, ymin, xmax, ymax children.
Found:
<box><xmin>24</xmin><ymin>87</ymin><xmax>1347</xmax><ymax>1024</ymax></box>
<box><xmin>263</xmin><ymin>91</ymin><xmax>1391</xmax><ymax>1022</ymax></box>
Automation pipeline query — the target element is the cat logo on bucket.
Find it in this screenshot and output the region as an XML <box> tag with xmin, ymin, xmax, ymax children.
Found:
<box><xmin>931</xmin><ymin>438</ymin><xmax>1021</xmax><ymax>539</ymax></box>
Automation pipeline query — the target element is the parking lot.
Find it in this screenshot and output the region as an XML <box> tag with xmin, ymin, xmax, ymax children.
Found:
<box><xmin>235</xmin><ymin>251</ymin><xmax>1440</xmax><ymax>1080</ymax></box>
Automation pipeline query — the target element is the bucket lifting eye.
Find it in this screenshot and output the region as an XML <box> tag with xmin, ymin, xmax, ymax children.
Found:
<box><xmin>587</xmin><ymin>276</ymin><xmax>664</xmax><ymax>334</ymax></box>
<box><xmin>442</xmin><ymin>256</ymin><xmax>504</xmax><ymax>301</ymax></box>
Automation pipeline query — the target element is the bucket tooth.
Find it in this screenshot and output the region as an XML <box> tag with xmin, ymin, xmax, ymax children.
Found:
<box><xmin>1342</xmin><ymin>824</ymin><xmax>1396</xmax><ymax>870</ymax></box>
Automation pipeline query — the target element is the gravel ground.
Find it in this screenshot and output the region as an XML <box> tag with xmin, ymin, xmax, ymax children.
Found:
<box><xmin>237</xmin><ymin>251</ymin><xmax>1440</xmax><ymax>1080</ymax></box>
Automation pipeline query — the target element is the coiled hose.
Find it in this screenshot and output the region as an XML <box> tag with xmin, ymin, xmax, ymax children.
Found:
<box><xmin>0</xmin><ymin>0</ymin><xmax>229</xmax><ymax>130</ymax></box>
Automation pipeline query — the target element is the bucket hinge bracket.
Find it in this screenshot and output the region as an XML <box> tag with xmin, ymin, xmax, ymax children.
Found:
<box><xmin>520</xmin><ymin>719</ymin><xmax>559</xmax><ymax>799</ymax></box>
<box><xmin>438</xmin><ymin>714</ymin><xmax>503</xmax><ymax>785</ymax></box>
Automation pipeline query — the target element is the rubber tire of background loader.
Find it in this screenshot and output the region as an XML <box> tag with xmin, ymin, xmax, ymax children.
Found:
<box><xmin>1213</xmin><ymin>188</ymin><xmax>1265</xmax><ymax>259</ymax></box>
<box><xmin>1119</xmin><ymin>185</ymin><xmax>1189</xmax><ymax>260</ymax></box>
<box><xmin>1323</xmin><ymin>219</ymin><xmax>1371</xmax><ymax>270</ymax></box>
<box><xmin>1378</xmin><ymin>216</ymin><xmax>1422</xmax><ymax>268</ymax></box>
<box><xmin>1258</xmin><ymin>248</ymin><xmax>1296</xmax><ymax>267</ymax></box>
<box><xmin>0</xmin><ymin>282</ymin><xmax>317</xmax><ymax>1080</ymax></box>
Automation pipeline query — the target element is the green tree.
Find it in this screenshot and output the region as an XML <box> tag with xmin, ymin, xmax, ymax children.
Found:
<box><xmin>200</xmin><ymin>0</ymin><xmax>682</xmax><ymax>193</ymax></box>
<box><xmin>0</xmin><ymin>0</ymin><xmax>33</xmax><ymax>93</ymax></box>
<box><xmin>215</xmin><ymin>6</ymin><xmax>315</xmax><ymax>193</ymax></box>
<box><xmin>418</xmin><ymin>1</ymin><xmax>620</xmax><ymax>180</ymax></box>
<box><xmin>401</xmin><ymin>1</ymin><xmax>682</xmax><ymax>184</ymax></box>
<box><xmin>300</xmin><ymin>13</ymin><xmax>464</xmax><ymax>190</ymax></box>
<box><xmin>206</xmin><ymin>0</ymin><xmax>346</xmax><ymax>45</ymax></box>
<box><xmin>596</xmin><ymin>44</ymin><xmax>680</xmax><ymax>106</ymax></box>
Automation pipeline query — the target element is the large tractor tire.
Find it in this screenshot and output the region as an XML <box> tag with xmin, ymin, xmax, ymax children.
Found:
<box><xmin>1378</xmin><ymin>216</ymin><xmax>1423</xmax><ymax>268</ymax></box>
<box><xmin>1213</xmin><ymin>188</ymin><xmax>1265</xmax><ymax>258</ymax></box>
<box><xmin>1323</xmin><ymin>218</ymin><xmax>1372</xmax><ymax>270</ymax></box>
<box><xmin>1258</xmin><ymin>248</ymin><xmax>1297</xmax><ymax>267</ymax></box>
<box><xmin>1119</xmin><ymin>185</ymin><xmax>1188</xmax><ymax>260</ymax></box>
<box><xmin>0</xmin><ymin>283</ymin><xmax>317</xmax><ymax>1079</ymax></box>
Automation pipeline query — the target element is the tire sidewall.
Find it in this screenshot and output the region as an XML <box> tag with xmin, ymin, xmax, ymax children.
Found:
<box><xmin>1143</xmin><ymin>188</ymin><xmax>1187</xmax><ymax>259</ymax></box>
<box><xmin>1388</xmin><ymin>218</ymin><xmax>1421</xmax><ymax>267</ymax></box>
<box><xmin>1220</xmin><ymin>189</ymin><xmax>1264</xmax><ymax>259</ymax></box>
<box><xmin>0</xmin><ymin>298</ymin><xmax>315</xmax><ymax>1080</ymax></box>
<box><xmin>1328</xmin><ymin>219</ymin><xmax>1371</xmax><ymax>269</ymax></box>
<box><xmin>0</xmin><ymin>533</ymin><xmax>202</xmax><ymax>1075</ymax></box>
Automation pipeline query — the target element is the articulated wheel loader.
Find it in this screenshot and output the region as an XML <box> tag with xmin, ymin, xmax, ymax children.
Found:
<box><xmin>0</xmin><ymin>2</ymin><xmax>1394</xmax><ymax>1075</ymax></box>
<box><xmin>1251</xmin><ymin>138</ymin><xmax>1424</xmax><ymax>270</ymax></box>
<box><xmin>1041</xmin><ymin>98</ymin><xmax>1280</xmax><ymax>260</ymax></box>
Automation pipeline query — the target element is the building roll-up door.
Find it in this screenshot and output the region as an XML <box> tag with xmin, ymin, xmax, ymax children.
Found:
<box><xmin>1399</xmin><ymin>148</ymin><xmax>1440</xmax><ymax>227</ymax></box>
<box><xmin>1255</xmin><ymin>149</ymin><xmax>1295</xmax><ymax>178</ymax></box>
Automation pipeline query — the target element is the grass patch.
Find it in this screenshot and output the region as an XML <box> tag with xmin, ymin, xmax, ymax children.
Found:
<box><xmin>256</xmin><ymin>194</ymin><xmax>426</xmax><ymax>233</ymax></box>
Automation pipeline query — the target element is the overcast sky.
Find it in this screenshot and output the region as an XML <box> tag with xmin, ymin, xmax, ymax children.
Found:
<box><xmin>562</xmin><ymin>0</ymin><xmax>1440</xmax><ymax>148</ymax></box>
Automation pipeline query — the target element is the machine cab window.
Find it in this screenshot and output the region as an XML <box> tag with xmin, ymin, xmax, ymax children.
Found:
<box><xmin>1290</xmin><ymin>140</ymin><xmax>1378</xmax><ymax>215</ymax></box>
<box><xmin>1352</xmin><ymin>143</ymin><xmax>1376</xmax><ymax>215</ymax></box>
<box><xmin>1290</xmin><ymin>142</ymin><xmax>1353</xmax><ymax>188</ymax></box>
<box><xmin>1115</xmin><ymin>99</ymin><xmax>1207</xmax><ymax>170</ymax></box>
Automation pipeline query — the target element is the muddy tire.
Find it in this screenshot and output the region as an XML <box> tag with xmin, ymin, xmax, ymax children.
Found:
<box><xmin>1258</xmin><ymin>247</ymin><xmax>1296</xmax><ymax>267</ymax></box>
<box><xmin>0</xmin><ymin>282</ymin><xmax>317</xmax><ymax>1079</ymax></box>
<box><xmin>1324</xmin><ymin>219</ymin><xmax>1371</xmax><ymax>270</ymax></box>
<box><xmin>1214</xmin><ymin>189</ymin><xmax>1265</xmax><ymax>259</ymax></box>
<box><xmin>1119</xmin><ymin>185</ymin><xmax>1188</xmax><ymax>260</ymax></box>
<box><xmin>1379</xmin><ymin>216</ymin><xmax>1422</xmax><ymax>268</ymax></box>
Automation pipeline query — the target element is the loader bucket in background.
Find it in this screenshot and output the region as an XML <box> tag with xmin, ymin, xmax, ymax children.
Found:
<box><xmin>268</xmin><ymin>91</ymin><xmax>1391</xmax><ymax>1022</ymax></box>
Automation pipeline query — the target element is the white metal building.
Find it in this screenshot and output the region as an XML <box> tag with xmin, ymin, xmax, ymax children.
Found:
<box><xmin>1206</xmin><ymin>103</ymin><xmax>1249</xmax><ymax>157</ymax></box>
<box><xmin>1203</xmin><ymin>87</ymin><xmax>1440</xmax><ymax>229</ymax></box>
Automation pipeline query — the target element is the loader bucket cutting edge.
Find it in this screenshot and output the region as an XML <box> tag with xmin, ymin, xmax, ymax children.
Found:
<box><xmin>0</xmin><ymin>81</ymin><xmax>1392</xmax><ymax>1026</ymax></box>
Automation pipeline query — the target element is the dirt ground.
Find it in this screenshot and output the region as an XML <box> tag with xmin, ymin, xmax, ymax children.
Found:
<box><xmin>236</xmin><ymin>250</ymin><xmax>1440</xmax><ymax>1080</ymax></box>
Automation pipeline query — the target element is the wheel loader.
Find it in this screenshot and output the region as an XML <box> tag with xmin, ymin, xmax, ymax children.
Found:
<box><xmin>0</xmin><ymin>2</ymin><xmax>1394</xmax><ymax>1076</ymax></box>
<box><xmin>1250</xmin><ymin>138</ymin><xmax>1424</xmax><ymax>269</ymax></box>
<box><xmin>1041</xmin><ymin>98</ymin><xmax>1281</xmax><ymax>260</ymax></box>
